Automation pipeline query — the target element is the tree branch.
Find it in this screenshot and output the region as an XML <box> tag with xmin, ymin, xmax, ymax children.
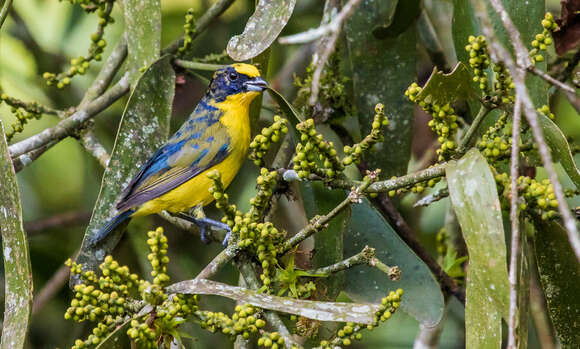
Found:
<box><xmin>307</xmin><ymin>0</ymin><xmax>363</xmax><ymax>105</ymax></box>
<box><xmin>474</xmin><ymin>0</ymin><xmax>580</xmax><ymax>262</ymax></box>
<box><xmin>375</xmin><ymin>195</ymin><xmax>466</xmax><ymax>305</ymax></box>
<box><xmin>507</xmin><ymin>95</ymin><xmax>522</xmax><ymax>349</ymax></box>
<box><xmin>9</xmin><ymin>73</ymin><xmax>130</xmax><ymax>159</ymax></box>
<box><xmin>163</xmin><ymin>0</ymin><xmax>238</xmax><ymax>55</ymax></box>
<box><xmin>279</xmin><ymin>173</ymin><xmax>376</xmax><ymax>255</ymax></box>
<box><xmin>308</xmin><ymin>245</ymin><xmax>375</xmax><ymax>275</ymax></box>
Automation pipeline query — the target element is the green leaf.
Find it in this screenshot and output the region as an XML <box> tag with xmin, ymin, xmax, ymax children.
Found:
<box><xmin>417</xmin><ymin>62</ymin><xmax>475</xmax><ymax>105</ymax></box>
<box><xmin>95</xmin><ymin>309</ymin><xmax>151</xmax><ymax>349</ymax></box>
<box><xmin>538</xmin><ymin>113</ymin><xmax>580</xmax><ymax>189</ymax></box>
<box><xmin>532</xmin><ymin>217</ymin><xmax>580</xmax><ymax>347</ymax></box>
<box><xmin>74</xmin><ymin>56</ymin><xmax>175</xmax><ymax>282</ymax></box>
<box><xmin>123</xmin><ymin>0</ymin><xmax>161</xmax><ymax>83</ymax></box>
<box><xmin>227</xmin><ymin>0</ymin><xmax>296</xmax><ymax>61</ymax></box>
<box><xmin>344</xmin><ymin>199</ymin><xmax>444</xmax><ymax>326</ymax></box>
<box><xmin>451</xmin><ymin>0</ymin><xmax>479</xmax><ymax>65</ymax></box>
<box><xmin>371</xmin><ymin>0</ymin><xmax>420</xmax><ymax>39</ymax></box>
<box><xmin>300</xmin><ymin>182</ymin><xmax>348</xmax><ymax>300</ymax></box>
<box><xmin>299</xmin><ymin>125</ymin><xmax>349</xmax><ymax>300</ymax></box>
<box><xmin>517</xmin><ymin>233</ymin><xmax>530</xmax><ymax>349</ymax></box>
<box><xmin>344</xmin><ymin>0</ymin><xmax>417</xmax><ymax>177</ymax></box>
<box><xmin>267</xmin><ymin>87</ymin><xmax>305</xmax><ymax>126</ymax></box>
<box><xmin>0</xmin><ymin>124</ymin><xmax>33</xmax><ymax>349</ymax></box>
<box><xmin>442</xmin><ymin>249</ymin><xmax>467</xmax><ymax>279</ymax></box>
<box><xmin>446</xmin><ymin>149</ymin><xmax>509</xmax><ymax>349</ymax></box>
<box><xmin>168</xmin><ymin>278</ymin><xmax>381</xmax><ymax>324</ymax></box>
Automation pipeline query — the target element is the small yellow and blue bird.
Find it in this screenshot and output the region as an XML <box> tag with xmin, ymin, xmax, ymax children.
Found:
<box><xmin>91</xmin><ymin>63</ymin><xmax>267</xmax><ymax>246</ymax></box>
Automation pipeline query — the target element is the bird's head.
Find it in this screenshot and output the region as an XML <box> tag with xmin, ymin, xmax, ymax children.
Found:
<box><xmin>208</xmin><ymin>63</ymin><xmax>268</xmax><ymax>105</ymax></box>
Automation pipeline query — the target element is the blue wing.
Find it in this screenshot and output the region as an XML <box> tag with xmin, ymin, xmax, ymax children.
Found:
<box><xmin>116</xmin><ymin>101</ymin><xmax>230</xmax><ymax>212</ymax></box>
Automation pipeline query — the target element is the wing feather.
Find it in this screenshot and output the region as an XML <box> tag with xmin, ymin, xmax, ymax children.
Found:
<box><xmin>116</xmin><ymin>104</ymin><xmax>229</xmax><ymax>211</ymax></box>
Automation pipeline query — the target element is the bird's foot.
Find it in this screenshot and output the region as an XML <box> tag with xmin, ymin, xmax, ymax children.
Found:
<box><xmin>176</xmin><ymin>211</ymin><xmax>231</xmax><ymax>246</ymax></box>
<box><xmin>193</xmin><ymin>217</ymin><xmax>231</xmax><ymax>246</ymax></box>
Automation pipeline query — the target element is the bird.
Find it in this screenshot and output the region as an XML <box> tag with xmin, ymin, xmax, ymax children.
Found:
<box><xmin>90</xmin><ymin>63</ymin><xmax>268</xmax><ymax>246</ymax></box>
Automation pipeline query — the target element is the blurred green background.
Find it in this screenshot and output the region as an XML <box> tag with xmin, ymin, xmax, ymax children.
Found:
<box><xmin>0</xmin><ymin>0</ymin><xmax>576</xmax><ymax>348</ymax></box>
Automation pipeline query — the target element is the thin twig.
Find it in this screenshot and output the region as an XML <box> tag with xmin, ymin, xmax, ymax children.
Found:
<box><xmin>281</xmin><ymin>162</ymin><xmax>446</xmax><ymax>193</ymax></box>
<box><xmin>528</xmin><ymin>65</ymin><xmax>576</xmax><ymax>94</ymax></box>
<box><xmin>12</xmin><ymin>139</ymin><xmax>58</xmax><ymax>172</ymax></box>
<box><xmin>32</xmin><ymin>263</ymin><xmax>70</xmax><ymax>315</ymax></box>
<box><xmin>375</xmin><ymin>194</ymin><xmax>466</xmax><ymax>305</ymax></box>
<box><xmin>174</xmin><ymin>59</ymin><xmax>224</xmax><ymax>71</ymax></box>
<box><xmin>163</xmin><ymin>0</ymin><xmax>237</xmax><ymax>55</ymax></box>
<box><xmin>308</xmin><ymin>0</ymin><xmax>363</xmax><ymax>105</ymax></box>
<box><xmin>308</xmin><ymin>245</ymin><xmax>375</xmax><ymax>275</ymax></box>
<box><xmin>279</xmin><ymin>173</ymin><xmax>376</xmax><ymax>255</ymax></box>
<box><xmin>24</xmin><ymin>211</ymin><xmax>91</xmax><ymax>235</ymax></box>
<box><xmin>236</xmin><ymin>260</ymin><xmax>302</xmax><ymax>349</ymax></box>
<box><xmin>0</xmin><ymin>0</ymin><xmax>13</xmax><ymax>30</ymax></box>
<box><xmin>476</xmin><ymin>0</ymin><xmax>580</xmax><ymax>262</ymax></box>
<box><xmin>507</xmin><ymin>95</ymin><xmax>522</xmax><ymax>349</ymax></box>
<box><xmin>194</xmin><ymin>245</ymin><xmax>240</xmax><ymax>281</ymax></box>
<box><xmin>79</xmin><ymin>36</ymin><xmax>128</xmax><ymax>108</ymax></box>
<box><xmin>9</xmin><ymin>73</ymin><xmax>130</xmax><ymax>159</ymax></box>
<box><xmin>456</xmin><ymin>106</ymin><xmax>492</xmax><ymax>157</ymax></box>
<box><xmin>529</xmin><ymin>246</ymin><xmax>557</xmax><ymax>349</ymax></box>
<box><xmin>79</xmin><ymin>129</ymin><xmax>110</xmax><ymax>168</ymax></box>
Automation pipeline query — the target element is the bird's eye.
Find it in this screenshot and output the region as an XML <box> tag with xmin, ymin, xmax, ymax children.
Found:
<box><xmin>228</xmin><ymin>71</ymin><xmax>239</xmax><ymax>80</ymax></box>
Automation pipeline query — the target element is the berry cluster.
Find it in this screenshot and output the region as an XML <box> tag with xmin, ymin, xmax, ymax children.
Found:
<box><xmin>139</xmin><ymin>227</ymin><xmax>170</xmax><ymax>307</ymax></box>
<box><xmin>465</xmin><ymin>35</ymin><xmax>491</xmax><ymax>93</ymax></box>
<box><xmin>405</xmin><ymin>83</ymin><xmax>459</xmax><ymax>161</ymax></box>
<box><xmin>294</xmin><ymin>51</ymin><xmax>353</xmax><ymax>119</ymax></box>
<box><xmin>537</xmin><ymin>104</ymin><xmax>555</xmax><ymax>120</ymax></box>
<box><xmin>43</xmin><ymin>1</ymin><xmax>114</xmax><ymax>88</ymax></box>
<box><xmin>436</xmin><ymin>227</ymin><xmax>448</xmax><ymax>256</ymax></box>
<box><xmin>318</xmin><ymin>289</ymin><xmax>403</xmax><ymax>348</ymax></box>
<box><xmin>249</xmin><ymin>115</ymin><xmax>289</xmax><ymax>166</ymax></box>
<box><xmin>495</xmin><ymin>173</ymin><xmax>559</xmax><ymax>220</ymax></box>
<box><xmin>492</xmin><ymin>62</ymin><xmax>515</xmax><ymax>104</ymax></box>
<box><xmin>257</xmin><ymin>331</ymin><xmax>287</xmax><ymax>349</ymax></box>
<box><xmin>178</xmin><ymin>9</ymin><xmax>196</xmax><ymax>56</ymax></box>
<box><xmin>127</xmin><ymin>294</ymin><xmax>198</xmax><ymax>348</ymax></box>
<box><xmin>530</xmin><ymin>12</ymin><xmax>557</xmax><ymax>64</ymax></box>
<box><xmin>343</xmin><ymin>103</ymin><xmax>389</xmax><ymax>166</ymax></box>
<box><xmin>477</xmin><ymin>113</ymin><xmax>512</xmax><ymax>162</ymax></box>
<box><xmin>65</xmin><ymin>256</ymin><xmax>140</xmax><ymax>348</ymax></box>
<box><xmin>0</xmin><ymin>93</ymin><xmax>57</xmax><ymax>141</ymax></box>
<box><xmin>199</xmin><ymin>304</ymin><xmax>265</xmax><ymax>339</ymax></box>
<box><xmin>293</xmin><ymin>118</ymin><xmax>343</xmax><ymax>179</ymax></box>
<box><xmin>387</xmin><ymin>172</ymin><xmax>441</xmax><ymax>198</ymax></box>
<box><xmin>66</xmin><ymin>227</ymin><xmax>200</xmax><ymax>348</ymax></box>
<box><xmin>208</xmin><ymin>169</ymin><xmax>286</xmax><ymax>289</ymax></box>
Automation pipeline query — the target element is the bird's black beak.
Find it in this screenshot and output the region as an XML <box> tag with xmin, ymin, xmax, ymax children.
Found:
<box><xmin>243</xmin><ymin>77</ymin><xmax>268</xmax><ymax>92</ymax></box>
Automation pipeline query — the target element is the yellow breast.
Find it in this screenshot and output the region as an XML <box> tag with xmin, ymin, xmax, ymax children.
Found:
<box><xmin>133</xmin><ymin>94</ymin><xmax>253</xmax><ymax>216</ymax></box>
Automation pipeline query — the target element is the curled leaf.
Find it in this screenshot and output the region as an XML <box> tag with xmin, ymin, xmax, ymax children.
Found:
<box><xmin>417</xmin><ymin>62</ymin><xmax>474</xmax><ymax>104</ymax></box>
<box><xmin>538</xmin><ymin>112</ymin><xmax>580</xmax><ymax>189</ymax></box>
<box><xmin>227</xmin><ymin>0</ymin><xmax>296</xmax><ymax>61</ymax></box>
<box><xmin>167</xmin><ymin>278</ymin><xmax>380</xmax><ymax>324</ymax></box>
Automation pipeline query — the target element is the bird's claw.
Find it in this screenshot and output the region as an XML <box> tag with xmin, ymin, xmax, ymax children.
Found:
<box><xmin>191</xmin><ymin>217</ymin><xmax>231</xmax><ymax>247</ymax></box>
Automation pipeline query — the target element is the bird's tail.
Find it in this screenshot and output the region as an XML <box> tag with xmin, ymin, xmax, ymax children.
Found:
<box><xmin>88</xmin><ymin>209</ymin><xmax>135</xmax><ymax>246</ymax></box>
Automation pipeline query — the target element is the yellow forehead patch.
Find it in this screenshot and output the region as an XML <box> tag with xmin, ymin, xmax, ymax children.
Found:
<box><xmin>232</xmin><ymin>63</ymin><xmax>260</xmax><ymax>78</ymax></box>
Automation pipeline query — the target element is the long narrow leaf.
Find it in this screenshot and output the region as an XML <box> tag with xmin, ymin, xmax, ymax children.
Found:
<box><xmin>74</xmin><ymin>56</ymin><xmax>175</xmax><ymax>282</ymax></box>
<box><xmin>447</xmin><ymin>149</ymin><xmax>509</xmax><ymax>349</ymax></box>
<box><xmin>0</xmin><ymin>124</ymin><xmax>33</xmax><ymax>349</ymax></box>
